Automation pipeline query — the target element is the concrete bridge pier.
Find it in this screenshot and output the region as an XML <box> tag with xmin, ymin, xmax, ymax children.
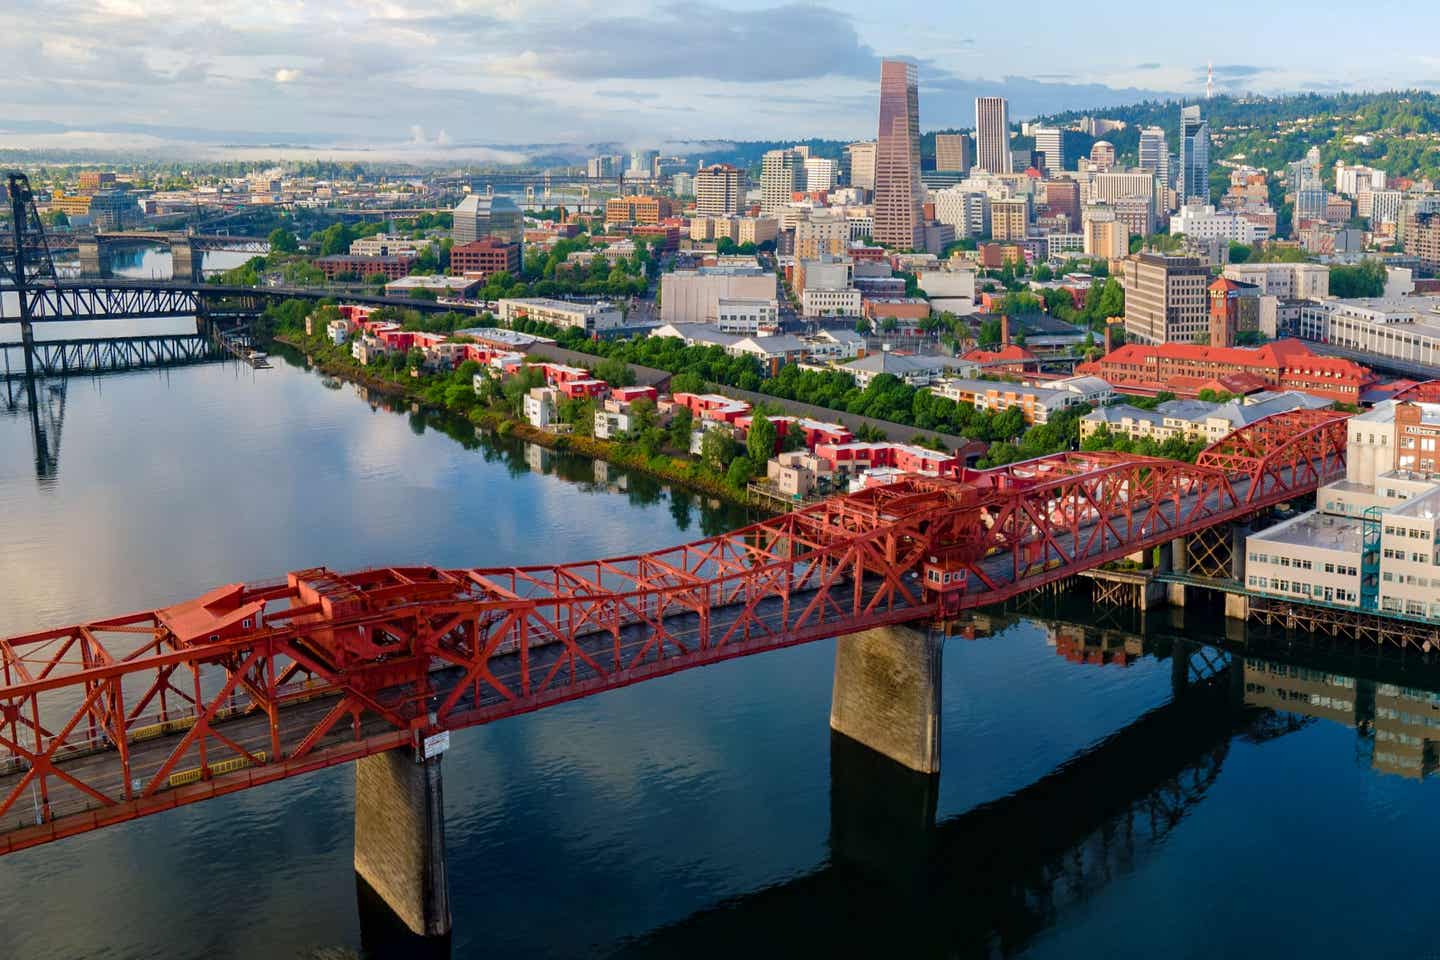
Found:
<box><xmin>353</xmin><ymin>747</ymin><xmax>451</xmax><ymax>938</ymax></box>
<box><xmin>77</xmin><ymin>238</ymin><xmax>111</xmax><ymax>278</ymax></box>
<box><xmin>171</xmin><ymin>240</ymin><xmax>202</xmax><ymax>281</ymax></box>
<box><xmin>829</xmin><ymin>625</ymin><xmax>943</xmax><ymax>775</ymax></box>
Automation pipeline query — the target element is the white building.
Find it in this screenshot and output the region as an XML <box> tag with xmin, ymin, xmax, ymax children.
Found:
<box><xmin>659</xmin><ymin>265</ymin><xmax>775</xmax><ymax>325</ymax></box>
<box><xmin>715</xmin><ymin>298</ymin><xmax>780</xmax><ymax>334</ymax></box>
<box><xmin>1334</xmin><ymin>162</ymin><xmax>1386</xmax><ymax>198</ymax></box>
<box><xmin>803</xmin><ymin>157</ymin><xmax>837</xmax><ymax>193</ymax></box>
<box><xmin>801</xmin><ymin>287</ymin><xmax>862</xmax><ymax>318</ymax></box>
<box><xmin>497</xmin><ymin>298</ymin><xmax>624</xmax><ymax>334</ymax></box>
<box><xmin>350</xmin><ymin>234</ymin><xmax>436</xmax><ymax>258</ymax></box>
<box><xmin>1297</xmin><ymin>296</ymin><xmax>1440</xmax><ymax>370</ymax></box>
<box><xmin>1170</xmin><ymin>203</ymin><xmax>1271</xmax><ymax>244</ymax></box>
<box><xmin>523</xmin><ymin>387</ymin><xmax>559</xmax><ymax>429</ymax></box>
<box><xmin>325</xmin><ymin>319</ymin><xmax>349</xmax><ymax>345</ymax></box>
<box><xmin>1221</xmin><ymin>262</ymin><xmax>1330</xmax><ymax>299</ymax></box>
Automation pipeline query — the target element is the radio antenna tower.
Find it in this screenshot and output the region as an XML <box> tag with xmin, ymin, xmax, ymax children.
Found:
<box><xmin>1206</xmin><ymin>62</ymin><xmax>1214</xmax><ymax>100</ymax></box>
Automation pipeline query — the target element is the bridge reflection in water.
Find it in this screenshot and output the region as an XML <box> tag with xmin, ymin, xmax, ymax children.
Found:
<box><xmin>611</xmin><ymin>597</ymin><xmax>1440</xmax><ymax>960</ymax></box>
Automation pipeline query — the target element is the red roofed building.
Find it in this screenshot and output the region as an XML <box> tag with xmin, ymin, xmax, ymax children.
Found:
<box><xmin>963</xmin><ymin>344</ymin><xmax>1040</xmax><ymax>375</ymax></box>
<box><xmin>1076</xmin><ymin>339</ymin><xmax>1375</xmax><ymax>403</ymax></box>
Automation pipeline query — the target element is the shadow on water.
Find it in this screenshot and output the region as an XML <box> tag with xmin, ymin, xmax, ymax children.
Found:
<box><xmin>355</xmin><ymin>875</ymin><xmax>451</xmax><ymax>960</ymax></box>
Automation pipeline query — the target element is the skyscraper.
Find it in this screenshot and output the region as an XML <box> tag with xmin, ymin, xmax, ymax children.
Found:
<box><xmin>874</xmin><ymin>59</ymin><xmax>924</xmax><ymax>250</ymax></box>
<box><xmin>694</xmin><ymin>163</ymin><xmax>744</xmax><ymax>216</ymax></box>
<box><xmin>1179</xmin><ymin>105</ymin><xmax>1210</xmax><ymax>205</ymax></box>
<box><xmin>760</xmin><ymin>149</ymin><xmax>802</xmax><ymax>216</ymax></box>
<box><xmin>1138</xmin><ymin>126</ymin><xmax>1169</xmax><ymax>188</ymax></box>
<box><xmin>1032</xmin><ymin>127</ymin><xmax>1063</xmax><ymax>174</ymax></box>
<box><xmin>935</xmin><ymin>133</ymin><xmax>972</xmax><ymax>173</ymax></box>
<box><xmin>974</xmin><ymin>97</ymin><xmax>1013</xmax><ymax>173</ymax></box>
<box><xmin>845</xmin><ymin>141</ymin><xmax>877</xmax><ymax>191</ymax></box>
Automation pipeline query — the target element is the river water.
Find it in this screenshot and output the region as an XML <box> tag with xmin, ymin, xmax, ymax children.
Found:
<box><xmin>3</xmin><ymin>258</ymin><xmax>1440</xmax><ymax>958</ymax></box>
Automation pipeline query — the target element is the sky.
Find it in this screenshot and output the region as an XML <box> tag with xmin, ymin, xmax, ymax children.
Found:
<box><xmin>3</xmin><ymin>0</ymin><xmax>1437</xmax><ymax>161</ymax></box>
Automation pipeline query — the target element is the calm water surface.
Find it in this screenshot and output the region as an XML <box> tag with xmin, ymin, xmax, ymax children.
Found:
<box><xmin>1</xmin><ymin>329</ymin><xmax>1439</xmax><ymax>959</ymax></box>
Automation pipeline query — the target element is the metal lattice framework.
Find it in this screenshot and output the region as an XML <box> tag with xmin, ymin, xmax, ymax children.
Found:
<box><xmin>1195</xmin><ymin>408</ymin><xmax>1348</xmax><ymax>503</ymax></box>
<box><xmin>0</xmin><ymin>409</ymin><xmax>1348</xmax><ymax>854</ymax></box>
<box><xmin>5</xmin><ymin>283</ymin><xmax>205</xmax><ymax>322</ymax></box>
<box><xmin>0</xmin><ymin>335</ymin><xmax>224</xmax><ymax>380</ymax></box>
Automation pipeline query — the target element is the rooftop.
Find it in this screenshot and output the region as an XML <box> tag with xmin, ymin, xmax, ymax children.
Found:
<box><xmin>1251</xmin><ymin>510</ymin><xmax>1366</xmax><ymax>554</ymax></box>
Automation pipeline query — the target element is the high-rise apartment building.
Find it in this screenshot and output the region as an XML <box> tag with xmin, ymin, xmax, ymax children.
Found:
<box><xmin>586</xmin><ymin>155</ymin><xmax>621</xmax><ymax>179</ymax></box>
<box><xmin>874</xmin><ymin>59</ymin><xmax>925</xmax><ymax>249</ymax></box>
<box><xmin>935</xmin><ymin>133</ymin><xmax>973</xmax><ymax>173</ymax></box>
<box><xmin>694</xmin><ymin>164</ymin><xmax>745</xmax><ymax>216</ymax></box>
<box><xmin>990</xmin><ymin>197</ymin><xmax>1029</xmax><ymax>241</ymax></box>
<box><xmin>1032</xmin><ymin>127</ymin><xmax>1063</xmax><ymax>174</ymax></box>
<box><xmin>1179</xmin><ymin>105</ymin><xmax>1210</xmax><ymax>205</ymax></box>
<box><xmin>974</xmin><ymin>97</ymin><xmax>1013</xmax><ymax>173</ymax></box>
<box><xmin>760</xmin><ymin>149</ymin><xmax>802</xmax><ymax>216</ymax></box>
<box><xmin>1084</xmin><ymin>215</ymin><xmax>1129</xmax><ymax>259</ymax></box>
<box><xmin>629</xmin><ymin>149</ymin><xmax>660</xmax><ymax>177</ymax></box>
<box><xmin>1138</xmin><ymin>126</ymin><xmax>1168</xmax><ymax>184</ymax></box>
<box><xmin>1042</xmin><ymin>179</ymin><xmax>1081</xmax><ymax>229</ymax></box>
<box><xmin>1121</xmin><ymin>253</ymin><xmax>1211</xmax><ymax>344</ymax></box>
<box><xmin>845</xmin><ymin>141</ymin><xmax>877</xmax><ymax>191</ymax></box>
<box><xmin>1407</xmin><ymin>212</ymin><xmax>1440</xmax><ymax>275</ymax></box>
<box><xmin>804</xmin><ymin>157</ymin><xmax>838</xmax><ymax>193</ymax></box>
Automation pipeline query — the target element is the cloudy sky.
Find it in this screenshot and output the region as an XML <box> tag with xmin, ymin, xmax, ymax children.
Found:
<box><xmin>3</xmin><ymin>0</ymin><xmax>1435</xmax><ymax>158</ymax></box>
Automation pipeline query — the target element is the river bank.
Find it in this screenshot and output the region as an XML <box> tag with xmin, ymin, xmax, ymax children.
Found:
<box><xmin>271</xmin><ymin>333</ymin><xmax>769</xmax><ymax>513</ymax></box>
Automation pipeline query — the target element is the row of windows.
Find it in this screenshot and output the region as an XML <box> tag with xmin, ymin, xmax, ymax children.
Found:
<box><xmin>1380</xmin><ymin>548</ymin><xmax>1435</xmax><ymax>564</ymax></box>
<box><xmin>1245</xmin><ymin>684</ymin><xmax>1355</xmax><ymax>712</ymax></box>
<box><xmin>1248</xmin><ymin>552</ymin><xmax>1315</xmax><ymax>570</ymax></box>
<box><xmin>1247</xmin><ymin>576</ymin><xmax>1356</xmax><ymax>603</ymax></box>
<box><xmin>1376</xmin><ymin>683</ymin><xmax>1440</xmax><ymax>704</ymax></box>
<box><xmin>1377</xmin><ymin>706</ymin><xmax>1440</xmax><ymax>729</ymax></box>
<box><xmin>1379</xmin><ymin>597</ymin><xmax>1439</xmax><ymax>617</ymax></box>
<box><xmin>1245</xmin><ymin>661</ymin><xmax>1356</xmax><ymax>687</ymax></box>
<box><xmin>1375</xmin><ymin>729</ymin><xmax>1425</xmax><ymax>747</ymax></box>
<box><xmin>1399</xmin><ymin>437</ymin><xmax>1439</xmax><ymax>451</ymax></box>
<box><xmin>1383</xmin><ymin>525</ymin><xmax>1432</xmax><ymax>540</ymax></box>
<box><xmin>1381</xmin><ymin>572</ymin><xmax>1435</xmax><ymax>587</ymax></box>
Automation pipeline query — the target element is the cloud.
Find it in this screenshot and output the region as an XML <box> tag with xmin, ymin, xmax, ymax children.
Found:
<box><xmin>273</xmin><ymin>67</ymin><xmax>302</xmax><ymax>83</ymax></box>
<box><xmin>498</xmin><ymin>2</ymin><xmax>880</xmax><ymax>82</ymax></box>
<box><xmin>1135</xmin><ymin>62</ymin><xmax>1162</xmax><ymax>70</ymax></box>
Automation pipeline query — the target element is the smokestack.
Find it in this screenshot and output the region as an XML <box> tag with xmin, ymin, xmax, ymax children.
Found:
<box><xmin>1104</xmin><ymin>323</ymin><xmax>1113</xmax><ymax>354</ymax></box>
<box><xmin>1001</xmin><ymin>314</ymin><xmax>1010</xmax><ymax>348</ymax></box>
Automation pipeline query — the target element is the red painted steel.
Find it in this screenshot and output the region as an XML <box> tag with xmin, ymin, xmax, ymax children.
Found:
<box><xmin>0</xmin><ymin>409</ymin><xmax>1349</xmax><ymax>854</ymax></box>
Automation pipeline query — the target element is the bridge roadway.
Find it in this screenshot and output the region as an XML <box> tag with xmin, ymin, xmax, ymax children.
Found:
<box><xmin>0</xmin><ymin>581</ymin><xmax>902</xmax><ymax>849</ymax></box>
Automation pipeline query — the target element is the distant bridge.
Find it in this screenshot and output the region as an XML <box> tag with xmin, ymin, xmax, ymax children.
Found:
<box><xmin>0</xmin><ymin>333</ymin><xmax>225</xmax><ymax>380</ymax></box>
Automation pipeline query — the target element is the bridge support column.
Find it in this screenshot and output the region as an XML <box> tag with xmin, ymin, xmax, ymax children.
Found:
<box><xmin>1170</xmin><ymin>536</ymin><xmax>1188</xmax><ymax>574</ymax></box>
<box><xmin>829</xmin><ymin>625</ymin><xmax>942</xmax><ymax>774</ymax></box>
<box><xmin>77</xmin><ymin>238</ymin><xmax>111</xmax><ymax>278</ymax></box>
<box><xmin>353</xmin><ymin>748</ymin><xmax>451</xmax><ymax>938</ymax></box>
<box><xmin>171</xmin><ymin>240</ymin><xmax>202</xmax><ymax>281</ymax></box>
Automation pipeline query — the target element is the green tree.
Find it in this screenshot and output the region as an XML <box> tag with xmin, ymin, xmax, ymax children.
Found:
<box><xmin>724</xmin><ymin>456</ymin><xmax>756</xmax><ymax>489</ymax></box>
<box><xmin>267</xmin><ymin>227</ymin><xmax>299</xmax><ymax>254</ymax></box>
<box><xmin>669</xmin><ymin>406</ymin><xmax>694</xmax><ymax>450</ymax></box>
<box><xmin>747</xmin><ymin>414</ymin><xmax>778</xmax><ymax>463</ymax></box>
<box><xmin>700</xmin><ymin>428</ymin><xmax>735</xmax><ymax>472</ymax></box>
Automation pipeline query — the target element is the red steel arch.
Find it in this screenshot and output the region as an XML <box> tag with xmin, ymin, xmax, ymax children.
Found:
<box><xmin>0</xmin><ymin>409</ymin><xmax>1347</xmax><ymax>854</ymax></box>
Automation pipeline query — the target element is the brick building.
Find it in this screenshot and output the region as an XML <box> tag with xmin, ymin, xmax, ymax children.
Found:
<box><xmin>450</xmin><ymin>239</ymin><xmax>521</xmax><ymax>278</ymax></box>
<box><xmin>1076</xmin><ymin>339</ymin><xmax>1375</xmax><ymax>403</ymax></box>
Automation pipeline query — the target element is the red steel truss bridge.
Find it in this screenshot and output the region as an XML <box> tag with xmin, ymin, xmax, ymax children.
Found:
<box><xmin>0</xmin><ymin>408</ymin><xmax>1348</xmax><ymax>854</ymax></box>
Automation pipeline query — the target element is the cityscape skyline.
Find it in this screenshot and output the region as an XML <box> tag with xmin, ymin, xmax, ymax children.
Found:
<box><xmin>7</xmin><ymin>0</ymin><xmax>1440</xmax><ymax>157</ymax></box>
